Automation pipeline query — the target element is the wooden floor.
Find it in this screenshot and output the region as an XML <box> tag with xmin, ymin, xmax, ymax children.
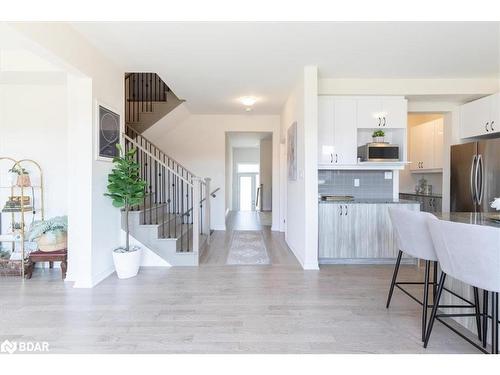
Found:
<box><xmin>0</xmin><ymin>212</ymin><xmax>478</xmax><ymax>353</ymax></box>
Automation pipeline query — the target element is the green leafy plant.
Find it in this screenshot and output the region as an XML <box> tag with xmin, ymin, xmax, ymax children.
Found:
<box><xmin>28</xmin><ymin>216</ymin><xmax>68</xmax><ymax>241</ymax></box>
<box><xmin>9</xmin><ymin>166</ymin><xmax>28</xmax><ymax>175</ymax></box>
<box><xmin>372</xmin><ymin>130</ymin><xmax>385</xmax><ymax>138</ymax></box>
<box><xmin>104</xmin><ymin>144</ymin><xmax>146</xmax><ymax>252</ymax></box>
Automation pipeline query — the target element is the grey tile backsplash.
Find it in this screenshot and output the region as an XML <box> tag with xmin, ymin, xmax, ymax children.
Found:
<box><xmin>318</xmin><ymin>170</ymin><xmax>393</xmax><ymax>199</ymax></box>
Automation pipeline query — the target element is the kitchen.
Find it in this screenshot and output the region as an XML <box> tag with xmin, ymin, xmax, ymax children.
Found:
<box><xmin>317</xmin><ymin>92</ymin><xmax>500</xmax><ymax>353</ymax></box>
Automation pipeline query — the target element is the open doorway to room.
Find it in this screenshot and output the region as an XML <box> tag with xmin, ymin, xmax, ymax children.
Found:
<box><xmin>225</xmin><ymin>132</ymin><xmax>273</xmax><ymax>230</ymax></box>
<box><xmin>399</xmin><ymin>113</ymin><xmax>445</xmax><ymax>213</ymax></box>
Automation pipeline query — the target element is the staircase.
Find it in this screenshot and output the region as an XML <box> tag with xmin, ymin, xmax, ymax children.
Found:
<box><xmin>125</xmin><ymin>73</ymin><xmax>184</xmax><ymax>134</ymax></box>
<box><xmin>122</xmin><ymin>73</ymin><xmax>215</xmax><ymax>266</ymax></box>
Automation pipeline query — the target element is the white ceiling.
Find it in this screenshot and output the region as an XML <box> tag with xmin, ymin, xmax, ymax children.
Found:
<box><xmin>227</xmin><ymin>132</ymin><xmax>272</xmax><ymax>148</ymax></box>
<box><xmin>71</xmin><ymin>22</ymin><xmax>500</xmax><ymax>114</ymax></box>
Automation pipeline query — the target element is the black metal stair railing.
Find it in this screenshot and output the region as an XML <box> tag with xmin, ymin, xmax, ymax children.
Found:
<box><xmin>125</xmin><ymin>73</ymin><xmax>170</xmax><ymax>124</ymax></box>
<box><xmin>123</xmin><ymin>126</ymin><xmax>213</xmax><ymax>253</ymax></box>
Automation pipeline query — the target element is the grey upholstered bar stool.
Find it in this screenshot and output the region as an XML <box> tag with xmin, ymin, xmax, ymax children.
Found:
<box><xmin>387</xmin><ymin>208</ymin><xmax>441</xmax><ymax>341</ymax></box>
<box><xmin>425</xmin><ymin>217</ymin><xmax>500</xmax><ymax>354</ymax></box>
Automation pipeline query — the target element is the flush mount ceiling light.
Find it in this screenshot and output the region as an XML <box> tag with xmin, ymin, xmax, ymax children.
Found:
<box><xmin>240</xmin><ymin>96</ymin><xmax>257</xmax><ymax>106</ymax></box>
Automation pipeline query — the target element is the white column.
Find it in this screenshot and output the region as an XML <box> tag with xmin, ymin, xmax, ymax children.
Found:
<box><xmin>204</xmin><ymin>177</ymin><xmax>211</xmax><ymax>244</ymax></box>
<box><xmin>192</xmin><ymin>178</ymin><xmax>200</xmax><ymax>257</ymax></box>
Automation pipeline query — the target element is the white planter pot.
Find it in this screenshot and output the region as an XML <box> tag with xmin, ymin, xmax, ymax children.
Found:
<box><xmin>112</xmin><ymin>247</ymin><xmax>142</xmax><ymax>279</ymax></box>
<box><xmin>372</xmin><ymin>136</ymin><xmax>385</xmax><ymax>143</ymax></box>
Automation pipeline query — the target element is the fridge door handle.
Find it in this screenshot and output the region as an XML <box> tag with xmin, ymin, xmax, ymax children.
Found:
<box><xmin>470</xmin><ymin>154</ymin><xmax>477</xmax><ymax>204</ymax></box>
<box><xmin>476</xmin><ymin>154</ymin><xmax>484</xmax><ymax>205</ymax></box>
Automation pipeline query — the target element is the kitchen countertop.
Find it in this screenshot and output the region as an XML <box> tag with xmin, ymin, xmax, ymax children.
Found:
<box><xmin>399</xmin><ymin>192</ymin><xmax>442</xmax><ymax>198</ymax></box>
<box><xmin>434</xmin><ymin>212</ymin><xmax>500</xmax><ymax>228</ymax></box>
<box><xmin>319</xmin><ymin>198</ymin><xmax>420</xmax><ymax>205</ymax></box>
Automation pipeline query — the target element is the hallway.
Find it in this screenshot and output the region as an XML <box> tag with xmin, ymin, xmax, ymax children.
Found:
<box><xmin>200</xmin><ymin>210</ymin><xmax>288</xmax><ymax>266</ymax></box>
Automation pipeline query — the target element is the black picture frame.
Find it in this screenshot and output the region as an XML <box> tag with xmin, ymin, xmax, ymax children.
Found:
<box><xmin>98</xmin><ymin>105</ymin><xmax>120</xmax><ymax>159</ymax></box>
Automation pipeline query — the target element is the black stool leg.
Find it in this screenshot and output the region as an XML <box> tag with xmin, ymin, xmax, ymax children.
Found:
<box><xmin>473</xmin><ymin>287</ymin><xmax>482</xmax><ymax>342</ymax></box>
<box><xmin>483</xmin><ymin>290</ymin><xmax>489</xmax><ymax>349</ymax></box>
<box><xmin>432</xmin><ymin>261</ymin><xmax>438</xmax><ymax>300</ymax></box>
<box><xmin>386</xmin><ymin>250</ymin><xmax>403</xmax><ymax>308</ymax></box>
<box><xmin>422</xmin><ymin>260</ymin><xmax>431</xmax><ymax>342</ymax></box>
<box><xmin>493</xmin><ymin>292</ymin><xmax>498</xmax><ymax>354</ymax></box>
<box><xmin>424</xmin><ymin>272</ymin><xmax>447</xmax><ymax>348</ymax></box>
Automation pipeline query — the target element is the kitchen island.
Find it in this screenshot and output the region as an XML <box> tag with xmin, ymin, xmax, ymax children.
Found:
<box><xmin>319</xmin><ymin>198</ymin><xmax>420</xmax><ymax>263</ymax></box>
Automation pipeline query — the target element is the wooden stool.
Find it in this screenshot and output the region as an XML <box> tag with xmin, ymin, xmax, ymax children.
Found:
<box><xmin>26</xmin><ymin>249</ymin><xmax>67</xmax><ymax>280</ymax></box>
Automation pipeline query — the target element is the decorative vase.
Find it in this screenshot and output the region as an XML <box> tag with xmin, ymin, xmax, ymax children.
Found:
<box><xmin>37</xmin><ymin>231</ymin><xmax>67</xmax><ymax>252</ymax></box>
<box><xmin>112</xmin><ymin>247</ymin><xmax>142</xmax><ymax>279</ymax></box>
<box><xmin>16</xmin><ymin>174</ymin><xmax>31</xmax><ymax>187</ymax></box>
<box><xmin>372</xmin><ymin>136</ymin><xmax>385</xmax><ymax>143</ymax></box>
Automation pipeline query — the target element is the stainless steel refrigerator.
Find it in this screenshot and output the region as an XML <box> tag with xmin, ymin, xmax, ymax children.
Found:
<box><xmin>451</xmin><ymin>139</ymin><xmax>500</xmax><ymax>212</ymax></box>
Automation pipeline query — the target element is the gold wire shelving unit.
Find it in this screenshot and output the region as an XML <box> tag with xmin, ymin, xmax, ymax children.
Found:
<box><xmin>0</xmin><ymin>157</ymin><xmax>44</xmax><ymax>278</ymax></box>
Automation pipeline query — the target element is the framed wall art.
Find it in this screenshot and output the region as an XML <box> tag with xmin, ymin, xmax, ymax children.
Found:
<box><xmin>96</xmin><ymin>103</ymin><xmax>121</xmax><ymax>161</ymax></box>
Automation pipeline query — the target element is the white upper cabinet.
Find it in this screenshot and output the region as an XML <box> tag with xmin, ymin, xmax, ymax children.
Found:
<box><xmin>318</xmin><ymin>97</ymin><xmax>357</xmax><ymax>165</ymax></box>
<box><xmin>333</xmin><ymin>99</ymin><xmax>357</xmax><ymax>165</ymax></box>
<box><xmin>318</xmin><ymin>96</ymin><xmax>335</xmax><ymax>164</ymax></box>
<box><xmin>410</xmin><ymin>119</ymin><xmax>443</xmax><ymax>172</ymax></box>
<box><xmin>357</xmin><ymin>98</ymin><xmax>407</xmax><ymax>129</ymax></box>
<box><xmin>460</xmin><ymin>93</ymin><xmax>500</xmax><ymax>138</ymax></box>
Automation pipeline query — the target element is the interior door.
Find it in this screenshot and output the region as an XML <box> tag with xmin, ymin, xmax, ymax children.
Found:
<box><xmin>238</xmin><ymin>173</ymin><xmax>257</xmax><ymax>211</ymax></box>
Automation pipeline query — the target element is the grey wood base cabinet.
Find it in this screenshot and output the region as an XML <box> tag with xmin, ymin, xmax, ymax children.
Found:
<box><xmin>318</xmin><ymin>202</ymin><xmax>420</xmax><ymax>264</ymax></box>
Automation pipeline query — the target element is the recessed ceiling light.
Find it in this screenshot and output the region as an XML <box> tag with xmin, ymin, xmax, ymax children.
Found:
<box><xmin>240</xmin><ymin>96</ymin><xmax>257</xmax><ymax>106</ymax></box>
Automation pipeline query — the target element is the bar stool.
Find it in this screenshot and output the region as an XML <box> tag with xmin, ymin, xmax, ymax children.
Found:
<box><xmin>387</xmin><ymin>208</ymin><xmax>483</xmax><ymax>343</ymax></box>
<box><xmin>387</xmin><ymin>208</ymin><xmax>441</xmax><ymax>342</ymax></box>
<box><xmin>425</xmin><ymin>218</ymin><xmax>500</xmax><ymax>354</ymax></box>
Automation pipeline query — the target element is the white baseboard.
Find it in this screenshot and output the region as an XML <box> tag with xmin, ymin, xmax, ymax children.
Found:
<box><xmin>319</xmin><ymin>258</ymin><xmax>417</xmax><ymax>265</ymax></box>
<box><xmin>212</xmin><ymin>224</ymin><xmax>226</xmax><ymax>231</ymax></box>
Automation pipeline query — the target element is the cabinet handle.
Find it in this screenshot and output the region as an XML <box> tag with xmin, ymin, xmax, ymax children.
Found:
<box><xmin>378</xmin><ymin>117</ymin><xmax>381</xmax><ymax>127</ymax></box>
<box><xmin>344</xmin><ymin>205</ymin><xmax>348</xmax><ymax>215</ymax></box>
<box><xmin>492</xmin><ymin>121</ymin><xmax>495</xmax><ymax>131</ymax></box>
<box><xmin>330</xmin><ymin>153</ymin><xmax>333</xmax><ymax>163</ymax></box>
<box><xmin>383</xmin><ymin>117</ymin><xmax>386</xmax><ymax>127</ymax></box>
<box><xmin>335</xmin><ymin>153</ymin><xmax>338</xmax><ymax>163</ymax></box>
<box><xmin>486</xmin><ymin>122</ymin><xmax>490</xmax><ymax>132</ymax></box>
<box><xmin>339</xmin><ymin>205</ymin><xmax>343</xmax><ymax>216</ymax></box>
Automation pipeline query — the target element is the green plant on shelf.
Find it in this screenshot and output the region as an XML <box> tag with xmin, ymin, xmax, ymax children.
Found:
<box><xmin>372</xmin><ymin>130</ymin><xmax>385</xmax><ymax>138</ymax></box>
<box><xmin>8</xmin><ymin>166</ymin><xmax>29</xmax><ymax>175</ymax></box>
<box><xmin>28</xmin><ymin>216</ymin><xmax>68</xmax><ymax>241</ymax></box>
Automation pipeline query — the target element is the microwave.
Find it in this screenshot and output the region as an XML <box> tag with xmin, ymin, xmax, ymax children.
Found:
<box><xmin>357</xmin><ymin>143</ymin><xmax>399</xmax><ymax>162</ymax></box>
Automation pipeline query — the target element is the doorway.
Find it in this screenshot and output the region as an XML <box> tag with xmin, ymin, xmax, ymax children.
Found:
<box><xmin>238</xmin><ymin>173</ymin><xmax>259</xmax><ymax>211</ymax></box>
<box><xmin>225</xmin><ymin>132</ymin><xmax>273</xmax><ymax>230</ymax></box>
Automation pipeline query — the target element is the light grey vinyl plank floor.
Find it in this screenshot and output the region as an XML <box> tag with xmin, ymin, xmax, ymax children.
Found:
<box><xmin>0</xmin><ymin>212</ymin><xmax>479</xmax><ymax>353</ymax></box>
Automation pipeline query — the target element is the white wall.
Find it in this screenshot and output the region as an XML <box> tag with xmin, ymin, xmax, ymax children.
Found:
<box><xmin>224</xmin><ymin>133</ymin><xmax>232</xmax><ymax>216</ymax></box>
<box><xmin>145</xmin><ymin>114</ymin><xmax>281</xmax><ymax>231</ymax></box>
<box><xmin>7</xmin><ymin>23</ymin><xmax>125</xmax><ymax>287</ymax></box>
<box><xmin>259</xmin><ymin>138</ymin><xmax>272</xmax><ymax>211</ymax></box>
<box><xmin>231</xmin><ymin>147</ymin><xmax>260</xmax><ymax>211</ymax></box>
<box><xmin>0</xmin><ymin>82</ymin><xmax>68</xmax><ymax>224</ymax></box>
<box><xmin>281</xmin><ymin>66</ymin><xmax>319</xmax><ymax>270</ymax></box>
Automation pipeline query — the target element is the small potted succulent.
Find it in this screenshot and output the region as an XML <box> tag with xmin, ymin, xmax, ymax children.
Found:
<box><xmin>28</xmin><ymin>216</ymin><xmax>68</xmax><ymax>252</ymax></box>
<box><xmin>9</xmin><ymin>165</ymin><xmax>31</xmax><ymax>187</ymax></box>
<box><xmin>104</xmin><ymin>144</ymin><xmax>146</xmax><ymax>279</ymax></box>
<box><xmin>372</xmin><ymin>130</ymin><xmax>385</xmax><ymax>143</ymax></box>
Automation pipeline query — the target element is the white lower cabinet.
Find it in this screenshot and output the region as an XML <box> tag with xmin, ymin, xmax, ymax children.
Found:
<box><xmin>318</xmin><ymin>202</ymin><xmax>420</xmax><ymax>261</ymax></box>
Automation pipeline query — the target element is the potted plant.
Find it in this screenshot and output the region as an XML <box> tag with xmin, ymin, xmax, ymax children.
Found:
<box><xmin>372</xmin><ymin>130</ymin><xmax>385</xmax><ymax>143</ymax></box>
<box><xmin>105</xmin><ymin>144</ymin><xmax>146</xmax><ymax>279</ymax></box>
<box><xmin>9</xmin><ymin>166</ymin><xmax>31</xmax><ymax>187</ymax></box>
<box><xmin>28</xmin><ymin>216</ymin><xmax>68</xmax><ymax>252</ymax></box>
